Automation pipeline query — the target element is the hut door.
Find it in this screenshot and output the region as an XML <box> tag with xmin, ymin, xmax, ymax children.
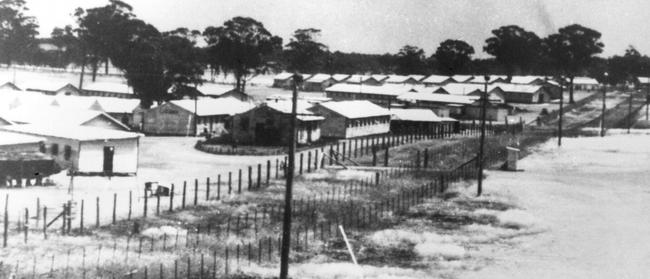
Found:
<box><xmin>103</xmin><ymin>146</ymin><xmax>115</xmax><ymax>173</ymax></box>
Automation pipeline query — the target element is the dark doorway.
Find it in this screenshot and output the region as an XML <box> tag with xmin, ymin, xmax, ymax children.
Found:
<box><xmin>103</xmin><ymin>146</ymin><xmax>115</xmax><ymax>173</ymax></box>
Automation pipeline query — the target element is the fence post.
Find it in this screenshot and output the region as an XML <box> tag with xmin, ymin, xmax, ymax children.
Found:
<box><xmin>266</xmin><ymin>160</ymin><xmax>271</xmax><ymax>187</ymax></box>
<box><xmin>300</xmin><ymin>153</ymin><xmax>304</xmax><ymax>174</ymax></box>
<box><xmin>384</xmin><ymin>144</ymin><xmax>389</xmax><ymax>167</ymax></box>
<box><xmin>206</xmin><ymin>177</ymin><xmax>210</xmax><ymax>201</ymax></box>
<box><xmin>194</xmin><ymin>179</ymin><xmax>198</xmax><ymax>206</ymax></box>
<box><xmin>375</xmin><ymin>172</ymin><xmax>380</xmax><ymax>186</ymax></box>
<box><xmin>217</xmin><ymin>175</ymin><xmax>221</xmax><ymax>200</ymax></box>
<box><xmin>424</xmin><ymin>148</ymin><xmax>429</xmax><ymax>168</ymax></box>
<box><xmin>128</xmin><ymin>190</ymin><xmax>132</xmax><ymax>220</ymax></box>
<box><xmin>43</xmin><ymin>206</ymin><xmax>47</xmax><ymax>240</ymax></box>
<box><xmin>257</xmin><ymin>164</ymin><xmax>262</xmax><ymax>189</ymax></box>
<box><xmin>182</xmin><ymin>181</ymin><xmax>187</xmax><ymax>209</ymax></box>
<box><xmin>248</xmin><ymin>166</ymin><xmax>252</xmax><ymax>191</ymax></box>
<box><xmin>95</xmin><ymin>197</ymin><xmax>100</xmax><ymax>228</ymax></box>
<box><xmin>112</xmin><ymin>193</ymin><xmax>117</xmax><ymax>224</ymax></box>
<box><xmin>170</xmin><ymin>184</ymin><xmax>175</xmax><ymax>212</ymax></box>
<box><xmin>307</xmin><ymin>151</ymin><xmax>312</xmax><ymax>173</ymax></box>
<box><xmin>372</xmin><ymin>146</ymin><xmax>377</xmax><ymax>166</ymax></box>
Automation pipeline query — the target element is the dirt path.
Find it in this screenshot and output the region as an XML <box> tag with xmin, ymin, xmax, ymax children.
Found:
<box><xmin>458</xmin><ymin>132</ymin><xmax>650</xmax><ymax>278</ymax></box>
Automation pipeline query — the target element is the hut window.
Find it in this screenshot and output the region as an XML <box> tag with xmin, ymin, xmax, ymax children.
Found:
<box><xmin>51</xmin><ymin>143</ymin><xmax>59</xmax><ymax>156</ymax></box>
<box><xmin>64</xmin><ymin>145</ymin><xmax>72</xmax><ymax>160</ymax></box>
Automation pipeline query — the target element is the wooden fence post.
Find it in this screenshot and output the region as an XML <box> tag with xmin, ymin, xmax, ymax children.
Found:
<box><xmin>248</xmin><ymin>166</ymin><xmax>252</xmax><ymax>191</ymax></box>
<box><xmin>424</xmin><ymin>148</ymin><xmax>429</xmax><ymax>168</ymax></box>
<box><xmin>182</xmin><ymin>181</ymin><xmax>187</xmax><ymax>209</ymax></box>
<box><xmin>194</xmin><ymin>179</ymin><xmax>198</xmax><ymax>206</ymax></box>
<box><xmin>206</xmin><ymin>177</ymin><xmax>210</xmax><ymax>201</ymax></box>
<box><xmin>112</xmin><ymin>193</ymin><xmax>117</xmax><ymax>224</ymax></box>
<box><xmin>372</xmin><ymin>146</ymin><xmax>377</xmax><ymax>166</ymax></box>
<box><xmin>217</xmin><ymin>176</ymin><xmax>221</xmax><ymax>200</ymax></box>
<box><xmin>128</xmin><ymin>190</ymin><xmax>132</xmax><ymax>220</ymax></box>
<box><xmin>257</xmin><ymin>164</ymin><xmax>261</xmax><ymax>189</ymax></box>
<box><xmin>299</xmin><ymin>153</ymin><xmax>304</xmax><ymax>174</ymax></box>
<box><xmin>266</xmin><ymin>160</ymin><xmax>271</xmax><ymax>187</ymax></box>
<box><xmin>95</xmin><ymin>197</ymin><xmax>100</xmax><ymax>228</ymax></box>
<box><xmin>307</xmin><ymin>151</ymin><xmax>312</xmax><ymax>173</ymax></box>
<box><xmin>238</xmin><ymin>169</ymin><xmax>242</xmax><ymax>193</ymax></box>
<box><xmin>80</xmin><ymin>199</ymin><xmax>84</xmax><ymax>234</ymax></box>
<box><xmin>170</xmin><ymin>184</ymin><xmax>175</xmax><ymax>212</ymax></box>
<box><xmin>43</xmin><ymin>206</ymin><xmax>47</xmax><ymax>240</ymax></box>
<box><xmin>3</xmin><ymin>194</ymin><xmax>8</xmax><ymax>247</ymax></box>
<box><xmin>384</xmin><ymin>144</ymin><xmax>389</xmax><ymax>167</ymax></box>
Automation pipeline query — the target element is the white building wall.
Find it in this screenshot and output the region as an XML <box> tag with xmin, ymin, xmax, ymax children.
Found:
<box><xmin>78</xmin><ymin>138</ymin><xmax>139</xmax><ymax>174</ymax></box>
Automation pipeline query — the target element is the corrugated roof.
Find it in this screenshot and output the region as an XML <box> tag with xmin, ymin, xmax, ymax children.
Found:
<box><xmin>325</xmin><ymin>83</ymin><xmax>406</xmax><ymax>96</ymax></box>
<box><xmin>315</xmin><ymin>100</ymin><xmax>390</xmax><ymax>119</ymax></box>
<box><xmin>305</xmin><ymin>73</ymin><xmax>333</xmax><ymax>83</ymax></box>
<box><xmin>438</xmin><ymin>83</ymin><xmax>495</xmax><ymax>95</ymax></box>
<box><xmin>3</xmin><ymin>105</ymin><xmax>129</xmax><ymax>130</ymax></box>
<box><xmin>408</xmin><ymin>75</ymin><xmax>426</xmax><ymax>81</ymax></box>
<box><xmin>510</xmin><ymin>76</ymin><xmax>546</xmax><ymax>84</ymax></box>
<box><xmin>331</xmin><ymin>74</ymin><xmax>350</xmax><ymax>82</ymax></box>
<box><xmin>492</xmin><ymin>83</ymin><xmax>544</xmax><ymax>94</ymax></box>
<box><xmin>20</xmin><ymin>80</ymin><xmax>77</xmax><ymax>92</ymax></box>
<box><xmin>2</xmin><ymin>124</ymin><xmax>140</xmax><ymax>141</ymax></box>
<box><xmin>573</xmin><ymin>77</ymin><xmax>599</xmax><ymax>85</ymax></box>
<box><xmin>385</xmin><ymin>75</ymin><xmax>412</xmax><ymax>83</ymax></box>
<box><xmin>274</xmin><ymin>72</ymin><xmax>293</xmax><ymax>80</ymax></box>
<box><xmin>94</xmin><ymin>97</ymin><xmax>141</xmax><ymax>114</ymax></box>
<box><xmin>451</xmin><ymin>75</ymin><xmax>474</xmax><ymax>83</ymax></box>
<box><xmin>397</xmin><ymin>92</ymin><xmax>475</xmax><ymax>105</ymax></box>
<box><xmin>83</xmin><ymin>82</ymin><xmax>133</xmax><ymax>94</ymax></box>
<box><xmin>345</xmin><ymin>75</ymin><xmax>379</xmax><ymax>84</ymax></box>
<box><xmin>170</xmin><ymin>97</ymin><xmax>254</xmax><ymax>117</ymax></box>
<box><xmin>0</xmin><ymin>131</ymin><xmax>44</xmax><ymax>146</ymax></box>
<box><xmin>371</xmin><ymin>74</ymin><xmax>388</xmax><ymax>81</ymax></box>
<box><xmin>263</xmin><ymin>100</ymin><xmax>324</xmax><ymax>121</ymax></box>
<box><xmin>422</xmin><ymin>75</ymin><xmax>453</xmax><ymax>84</ymax></box>
<box><xmin>390</xmin><ymin>108</ymin><xmax>442</xmax><ymax>122</ymax></box>
<box><xmin>195</xmin><ymin>83</ymin><xmax>237</xmax><ymax>97</ymax></box>
<box><xmin>51</xmin><ymin>95</ymin><xmax>99</xmax><ymax>110</ymax></box>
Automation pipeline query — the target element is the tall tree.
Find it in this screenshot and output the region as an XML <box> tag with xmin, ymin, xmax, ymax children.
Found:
<box><xmin>50</xmin><ymin>25</ymin><xmax>82</xmax><ymax>68</ymax></box>
<box><xmin>74</xmin><ymin>0</ymin><xmax>135</xmax><ymax>81</ymax></box>
<box><xmin>544</xmin><ymin>24</ymin><xmax>604</xmax><ymax>103</ymax></box>
<box><xmin>484</xmin><ymin>25</ymin><xmax>541</xmax><ymax>78</ymax></box>
<box><xmin>0</xmin><ymin>0</ymin><xmax>39</xmax><ymax>65</ymax></box>
<box><xmin>109</xmin><ymin>19</ymin><xmax>168</xmax><ymax>108</ymax></box>
<box><xmin>433</xmin><ymin>39</ymin><xmax>475</xmax><ymax>75</ymax></box>
<box><xmin>161</xmin><ymin>28</ymin><xmax>206</xmax><ymax>98</ymax></box>
<box><xmin>284</xmin><ymin>28</ymin><xmax>328</xmax><ymax>73</ymax></box>
<box><xmin>394</xmin><ymin>45</ymin><xmax>427</xmax><ymax>75</ymax></box>
<box><xmin>203</xmin><ymin>17</ymin><xmax>282</xmax><ymax>92</ymax></box>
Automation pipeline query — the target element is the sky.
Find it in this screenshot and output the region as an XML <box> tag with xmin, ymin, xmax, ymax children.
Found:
<box><xmin>25</xmin><ymin>0</ymin><xmax>650</xmax><ymax>58</ymax></box>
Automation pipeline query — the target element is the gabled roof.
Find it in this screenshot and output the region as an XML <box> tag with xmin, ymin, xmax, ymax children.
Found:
<box><xmin>408</xmin><ymin>75</ymin><xmax>426</xmax><ymax>81</ymax></box>
<box><xmin>93</xmin><ymin>97</ymin><xmax>142</xmax><ymax>114</ymax></box>
<box><xmin>20</xmin><ymin>80</ymin><xmax>78</xmax><ymax>93</ymax></box>
<box><xmin>492</xmin><ymin>83</ymin><xmax>544</xmax><ymax>94</ymax></box>
<box><xmin>390</xmin><ymin>108</ymin><xmax>443</xmax><ymax>122</ymax></box>
<box><xmin>371</xmin><ymin>74</ymin><xmax>389</xmax><ymax>82</ymax></box>
<box><xmin>437</xmin><ymin>83</ymin><xmax>495</xmax><ymax>95</ymax></box>
<box><xmin>573</xmin><ymin>77</ymin><xmax>599</xmax><ymax>85</ymax></box>
<box><xmin>469</xmin><ymin>75</ymin><xmax>507</xmax><ymax>84</ymax></box>
<box><xmin>3</xmin><ymin>106</ymin><xmax>130</xmax><ymax>130</ymax></box>
<box><xmin>510</xmin><ymin>76</ymin><xmax>546</xmax><ymax>84</ymax></box>
<box><xmin>451</xmin><ymin>75</ymin><xmax>474</xmax><ymax>83</ymax></box>
<box><xmin>195</xmin><ymin>83</ymin><xmax>238</xmax><ymax>97</ymax></box>
<box><xmin>170</xmin><ymin>97</ymin><xmax>254</xmax><ymax>117</ymax></box>
<box><xmin>397</xmin><ymin>92</ymin><xmax>476</xmax><ymax>105</ymax></box>
<box><xmin>0</xmin><ymin>131</ymin><xmax>44</xmax><ymax>146</ymax></box>
<box><xmin>51</xmin><ymin>96</ymin><xmax>99</xmax><ymax>110</ymax></box>
<box><xmin>325</xmin><ymin>83</ymin><xmax>404</xmax><ymax>96</ymax></box>
<box><xmin>83</xmin><ymin>82</ymin><xmax>133</xmax><ymax>94</ymax></box>
<box><xmin>305</xmin><ymin>73</ymin><xmax>334</xmax><ymax>83</ymax></box>
<box><xmin>422</xmin><ymin>75</ymin><xmax>454</xmax><ymax>84</ymax></box>
<box><xmin>2</xmin><ymin>124</ymin><xmax>140</xmax><ymax>141</ymax></box>
<box><xmin>273</xmin><ymin>72</ymin><xmax>293</xmax><ymax>80</ymax></box>
<box><xmin>346</xmin><ymin>75</ymin><xmax>381</xmax><ymax>84</ymax></box>
<box><xmin>331</xmin><ymin>74</ymin><xmax>351</xmax><ymax>82</ymax></box>
<box><xmin>385</xmin><ymin>75</ymin><xmax>414</xmax><ymax>83</ymax></box>
<box><xmin>262</xmin><ymin>100</ymin><xmax>324</xmax><ymax>121</ymax></box>
<box><xmin>637</xmin><ymin>77</ymin><xmax>650</xmax><ymax>84</ymax></box>
<box><xmin>313</xmin><ymin>100</ymin><xmax>391</xmax><ymax>119</ymax></box>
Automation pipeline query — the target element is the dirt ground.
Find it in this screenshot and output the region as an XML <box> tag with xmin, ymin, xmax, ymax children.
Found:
<box><xmin>458</xmin><ymin>131</ymin><xmax>650</xmax><ymax>278</ymax></box>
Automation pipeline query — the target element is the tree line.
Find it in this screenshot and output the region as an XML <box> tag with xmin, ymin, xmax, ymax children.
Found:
<box><xmin>1</xmin><ymin>0</ymin><xmax>649</xmax><ymax>107</ymax></box>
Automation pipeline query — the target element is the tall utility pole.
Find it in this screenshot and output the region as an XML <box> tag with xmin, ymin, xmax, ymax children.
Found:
<box><xmin>476</xmin><ymin>75</ymin><xmax>489</xmax><ymax>197</ymax></box>
<box><xmin>558</xmin><ymin>78</ymin><xmax>564</xmax><ymax>147</ymax></box>
<box><xmin>279</xmin><ymin>74</ymin><xmax>301</xmax><ymax>279</ymax></box>
<box><xmin>600</xmin><ymin>72</ymin><xmax>608</xmax><ymax>137</ymax></box>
